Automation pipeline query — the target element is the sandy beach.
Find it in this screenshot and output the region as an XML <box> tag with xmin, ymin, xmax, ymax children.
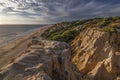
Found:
<box><xmin>0</xmin><ymin>25</ymin><xmax>50</xmax><ymax>69</ymax></box>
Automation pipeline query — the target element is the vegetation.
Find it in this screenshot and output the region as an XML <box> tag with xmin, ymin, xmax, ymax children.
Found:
<box><xmin>101</xmin><ymin>27</ymin><xmax>116</xmax><ymax>33</ymax></box>
<box><xmin>49</xmin><ymin>29</ymin><xmax>79</xmax><ymax>43</ymax></box>
<box><xmin>101</xmin><ymin>19</ymin><xmax>109</xmax><ymax>26</ymax></box>
<box><xmin>42</xmin><ymin>16</ymin><xmax>120</xmax><ymax>43</ymax></box>
<box><xmin>112</xmin><ymin>16</ymin><xmax>120</xmax><ymax>21</ymax></box>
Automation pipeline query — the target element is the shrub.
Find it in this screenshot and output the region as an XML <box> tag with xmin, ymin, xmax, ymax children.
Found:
<box><xmin>101</xmin><ymin>19</ymin><xmax>109</xmax><ymax>26</ymax></box>
<box><xmin>112</xmin><ymin>16</ymin><xmax>120</xmax><ymax>21</ymax></box>
<box><xmin>100</xmin><ymin>17</ymin><xmax>113</xmax><ymax>27</ymax></box>
<box><xmin>49</xmin><ymin>29</ymin><xmax>79</xmax><ymax>43</ymax></box>
<box><xmin>91</xmin><ymin>18</ymin><xmax>102</xmax><ymax>24</ymax></box>
<box><xmin>101</xmin><ymin>27</ymin><xmax>116</xmax><ymax>33</ymax></box>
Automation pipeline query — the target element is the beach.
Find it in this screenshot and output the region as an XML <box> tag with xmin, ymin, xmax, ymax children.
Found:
<box><xmin>0</xmin><ymin>25</ymin><xmax>50</xmax><ymax>69</ymax></box>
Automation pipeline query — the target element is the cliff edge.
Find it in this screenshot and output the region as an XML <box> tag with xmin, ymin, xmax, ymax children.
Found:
<box><xmin>0</xmin><ymin>39</ymin><xmax>80</xmax><ymax>80</ymax></box>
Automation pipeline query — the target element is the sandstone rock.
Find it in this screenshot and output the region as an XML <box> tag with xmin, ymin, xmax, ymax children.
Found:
<box><xmin>0</xmin><ymin>40</ymin><xmax>80</xmax><ymax>80</ymax></box>
<box><xmin>71</xmin><ymin>28</ymin><xmax>120</xmax><ymax>80</ymax></box>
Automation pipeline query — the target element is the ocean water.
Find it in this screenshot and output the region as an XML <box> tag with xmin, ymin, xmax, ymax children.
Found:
<box><xmin>0</xmin><ymin>25</ymin><xmax>46</xmax><ymax>46</ymax></box>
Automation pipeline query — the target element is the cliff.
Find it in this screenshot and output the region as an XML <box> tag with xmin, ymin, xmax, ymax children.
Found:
<box><xmin>0</xmin><ymin>16</ymin><xmax>120</xmax><ymax>80</ymax></box>
<box><xmin>71</xmin><ymin>28</ymin><xmax>120</xmax><ymax>80</ymax></box>
<box><xmin>0</xmin><ymin>39</ymin><xmax>80</xmax><ymax>80</ymax></box>
<box><xmin>41</xmin><ymin>16</ymin><xmax>120</xmax><ymax>80</ymax></box>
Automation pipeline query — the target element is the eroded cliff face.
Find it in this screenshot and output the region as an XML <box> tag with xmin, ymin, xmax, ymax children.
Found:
<box><xmin>0</xmin><ymin>27</ymin><xmax>120</xmax><ymax>80</ymax></box>
<box><xmin>0</xmin><ymin>40</ymin><xmax>80</xmax><ymax>80</ymax></box>
<box><xmin>71</xmin><ymin>28</ymin><xmax>120</xmax><ymax>80</ymax></box>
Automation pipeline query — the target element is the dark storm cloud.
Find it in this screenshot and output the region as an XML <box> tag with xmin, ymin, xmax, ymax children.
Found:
<box><xmin>0</xmin><ymin>0</ymin><xmax>120</xmax><ymax>23</ymax></box>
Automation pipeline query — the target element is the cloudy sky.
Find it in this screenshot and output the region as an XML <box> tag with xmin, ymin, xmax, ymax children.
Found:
<box><xmin>0</xmin><ymin>0</ymin><xmax>120</xmax><ymax>24</ymax></box>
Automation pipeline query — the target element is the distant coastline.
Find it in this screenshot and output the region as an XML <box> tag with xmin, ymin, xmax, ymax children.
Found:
<box><xmin>0</xmin><ymin>24</ymin><xmax>47</xmax><ymax>47</ymax></box>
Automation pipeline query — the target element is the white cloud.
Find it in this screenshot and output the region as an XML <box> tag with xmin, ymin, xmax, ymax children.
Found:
<box><xmin>0</xmin><ymin>0</ymin><xmax>120</xmax><ymax>24</ymax></box>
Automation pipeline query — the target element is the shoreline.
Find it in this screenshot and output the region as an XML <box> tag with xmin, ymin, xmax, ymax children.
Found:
<box><xmin>0</xmin><ymin>25</ymin><xmax>50</xmax><ymax>51</ymax></box>
<box><xmin>0</xmin><ymin>26</ymin><xmax>40</xmax><ymax>47</ymax></box>
<box><xmin>0</xmin><ymin>25</ymin><xmax>51</xmax><ymax>69</ymax></box>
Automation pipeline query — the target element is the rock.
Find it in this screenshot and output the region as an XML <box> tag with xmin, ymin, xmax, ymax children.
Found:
<box><xmin>71</xmin><ymin>28</ymin><xmax>120</xmax><ymax>80</ymax></box>
<box><xmin>1</xmin><ymin>27</ymin><xmax>120</xmax><ymax>80</ymax></box>
<box><xmin>0</xmin><ymin>40</ymin><xmax>80</xmax><ymax>80</ymax></box>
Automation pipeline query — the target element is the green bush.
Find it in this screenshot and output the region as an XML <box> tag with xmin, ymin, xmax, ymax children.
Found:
<box><xmin>101</xmin><ymin>27</ymin><xmax>116</xmax><ymax>33</ymax></box>
<box><xmin>112</xmin><ymin>16</ymin><xmax>120</xmax><ymax>21</ymax></box>
<box><xmin>49</xmin><ymin>29</ymin><xmax>79</xmax><ymax>43</ymax></box>
<box><xmin>100</xmin><ymin>17</ymin><xmax>113</xmax><ymax>27</ymax></box>
<box><xmin>101</xmin><ymin>19</ymin><xmax>109</xmax><ymax>26</ymax></box>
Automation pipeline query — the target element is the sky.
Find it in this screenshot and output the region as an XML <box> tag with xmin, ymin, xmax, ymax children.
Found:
<box><xmin>0</xmin><ymin>0</ymin><xmax>120</xmax><ymax>24</ymax></box>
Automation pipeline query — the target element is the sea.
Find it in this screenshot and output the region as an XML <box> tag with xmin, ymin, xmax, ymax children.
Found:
<box><xmin>0</xmin><ymin>24</ymin><xmax>46</xmax><ymax>46</ymax></box>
